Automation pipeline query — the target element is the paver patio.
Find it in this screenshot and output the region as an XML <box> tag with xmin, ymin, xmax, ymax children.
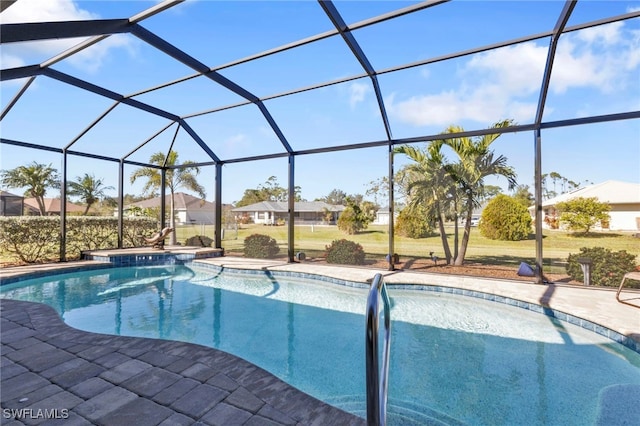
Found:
<box><xmin>0</xmin><ymin>298</ymin><xmax>363</xmax><ymax>425</ymax></box>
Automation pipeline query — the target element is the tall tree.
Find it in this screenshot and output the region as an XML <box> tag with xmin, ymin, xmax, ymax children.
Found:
<box><xmin>316</xmin><ymin>188</ymin><xmax>348</xmax><ymax>205</ymax></box>
<box><xmin>235</xmin><ymin>189</ymin><xmax>264</xmax><ymax>207</ymax></box>
<box><xmin>480</xmin><ymin>185</ymin><xmax>503</xmax><ymax>203</ymax></box>
<box><xmin>235</xmin><ymin>176</ymin><xmax>302</xmax><ymax>207</ymax></box>
<box><xmin>258</xmin><ymin>176</ymin><xmax>287</xmax><ymax>202</ymax></box>
<box><xmin>0</xmin><ymin>162</ymin><xmax>60</xmax><ymax>215</ymax></box>
<box><xmin>540</xmin><ymin>172</ymin><xmax>581</xmax><ymax>199</ymax></box>
<box><xmin>435</xmin><ymin>119</ymin><xmax>518</xmax><ymax>265</ymax></box>
<box><xmin>365</xmin><ymin>177</ymin><xmax>389</xmax><ymax>207</ymax></box>
<box><xmin>396</xmin><ymin>120</ymin><xmax>517</xmax><ymax>265</ymax></box>
<box><xmin>68</xmin><ymin>173</ymin><xmax>114</xmax><ymax>215</ymax></box>
<box><xmin>337</xmin><ymin>196</ymin><xmax>374</xmax><ymax>234</ymax></box>
<box><xmin>549</xmin><ymin>171</ymin><xmax>562</xmax><ymax>197</ymax></box>
<box><xmin>130</xmin><ymin>151</ymin><xmax>205</xmax><ymax>245</ymax></box>
<box><xmin>395</xmin><ymin>143</ymin><xmax>459</xmax><ymax>263</ymax></box>
<box><xmin>511</xmin><ymin>184</ymin><xmax>534</xmax><ymax>208</ymax></box>
<box><xmin>567</xmin><ymin>179</ymin><xmax>580</xmax><ymax>192</ymax></box>
<box><xmin>540</xmin><ymin>173</ymin><xmax>550</xmax><ymax>199</ymax></box>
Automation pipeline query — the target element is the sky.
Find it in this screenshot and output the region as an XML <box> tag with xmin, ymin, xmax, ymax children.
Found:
<box><xmin>1</xmin><ymin>0</ymin><xmax>639</xmax><ymax>206</ymax></box>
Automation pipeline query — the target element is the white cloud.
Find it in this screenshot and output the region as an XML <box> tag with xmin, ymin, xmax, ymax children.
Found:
<box><xmin>0</xmin><ymin>0</ymin><xmax>134</xmax><ymax>74</ymax></box>
<box><xmin>575</xmin><ymin>21</ymin><xmax>623</xmax><ymax>45</ymax></box>
<box><xmin>548</xmin><ymin>38</ymin><xmax>605</xmax><ymax>93</ymax></box>
<box><xmin>387</xmin><ymin>21</ymin><xmax>639</xmax><ymax>127</ymax></box>
<box><xmin>386</xmin><ymin>87</ymin><xmax>538</xmax><ymax>128</ymax></box>
<box><xmin>626</xmin><ymin>29</ymin><xmax>640</xmax><ymax>70</ymax></box>
<box><xmin>464</xmin><ymin>42</ymin><xmax>547</xmax><ymax>96</ymax></box>
<box><xmin>552</xmin><ymin>23</ymin><xmax>638</xmax><ymax>94</ymax></box>
<box><xmin>386</xmin><ymin>42</ymin><xmax>544</xmax><ymax>127</ymax></box>
<box><xmin>1</xmin><ymin>0</ymin><xmax>97</xmax><ymax>23</ymax></box>
<box><xmin>65</xmin><ymin>34</ymin><xmax>137</xmax><ymax>74</ymax></box>
<box><xmin>348</xmin><ymin>82</ymin><xmax>371</xmax><ymax>109</ymax></box>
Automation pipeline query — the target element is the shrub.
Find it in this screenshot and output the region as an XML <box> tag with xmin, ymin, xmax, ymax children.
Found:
<box><xmin>325</xmin><ymin>239</ymin><xmax>365</xmax><ymax>265</ymax></box>
<box><xmin>566</xmin><ymin>247</ymin><xmax>638</xmax><ymax>288</ymax></box>
<box><xmin>557</xmin><ymin>197</ymin><xmax>610</xmax><ymax>234</ymax></box>
<box><xmin>395</xmin><ymin>205</ymin><xmax>433</xmax><ymax>238</ymax></box>
<box><xmin>243</xmin><ymin>233</ymin><xmax>280</xmax><ymax>259</ymax></box>
<box><xmin>337</xmin><ymin>206</ymin><xmax>363</xmax><ymax>235</ymax></box>
<box><xmin>337</xmin><ymin>198</ymin><xmax>373</xmax><ymax>235</ymax></box>
<box><xmin>0</xmin><ymin>216</ymin><xmax>157</xmax><ymax>263</ymax></box>
<box><xmin>479</xmin><ymin>194</ymin><xmax>532</xmax><ymax>241</ymax></box>
<box><xmin>236</xmin><ymin>215</ymin><xmax>253</xmax><ymax>225</ymax></box>
<box><xmin>67</xmin><ymin>216</ymin><xmax>157</xmax><ymax>252</ymax></box>
<box><xmin>185</xmin><ymin>235</ymin><xmax>214</xmax><ymax>247</ymax></box>
<box><xmin>0</xmin><ymin>216</ymin><xmax>60</xmax><ymax>263</ymax></box>
<box><xmin>544</xmin><ymin>216</ymin><xmax>559</xmax><ymax>230</ymax></box>
<box><xmin>66</xmin><ymin>217</ymin><xmax>119</xmax><ymax>253</ymax></box>
<box><xmin>122</xmin><ymin>217</ymin><xmax>160</xmax><ymax>248</ymax></box>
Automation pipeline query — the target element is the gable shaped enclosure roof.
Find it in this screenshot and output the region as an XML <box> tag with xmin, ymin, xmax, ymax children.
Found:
<box><xmin>1</xmin><ymin>0</ymin><xmax>639</xmax><ymax>277</ymax></box>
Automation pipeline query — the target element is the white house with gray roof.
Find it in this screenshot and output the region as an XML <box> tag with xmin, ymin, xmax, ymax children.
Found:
<box><xmin>530</xmin><ymin>180</ymin><xmax>640</xmax><ymax>231</ymax></box>
<box><xmin>232</xmin><ymin>201</ymin><xmax>345</xmax><ymax>225</ymax></box>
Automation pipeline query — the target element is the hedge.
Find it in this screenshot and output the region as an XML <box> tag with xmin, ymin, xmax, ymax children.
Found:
<box><xmin>0</xmin><ymin>216</ymin><xmax>158</xmax><ymax>263</ymax></box>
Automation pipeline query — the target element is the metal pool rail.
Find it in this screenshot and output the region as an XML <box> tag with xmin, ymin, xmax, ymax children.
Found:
<box><xmin>365</xmin><ymin>273</ymin><xmax>391</xmax><ymax>426</ymax></box>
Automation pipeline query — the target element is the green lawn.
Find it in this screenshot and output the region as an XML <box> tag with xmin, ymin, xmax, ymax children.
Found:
<box><xmin>3</xmin><ymin>222</ymin><xmax>637</xmax><ymax>276</ymax></box>
<box><xmin>175</xmin><ymin>223</ymin><xmax>640</xmax><ymax>273</ymax></box>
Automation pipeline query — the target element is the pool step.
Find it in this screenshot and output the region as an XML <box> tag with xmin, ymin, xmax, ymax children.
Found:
<box><xmin>326</xmin><ymin>395</ymin><xmax>466</xmax><ymax>426</ymax></box>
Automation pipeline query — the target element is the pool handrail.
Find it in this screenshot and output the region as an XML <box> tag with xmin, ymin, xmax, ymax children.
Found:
<box><xmin>365</xmin><ymin>273</ymin><xmax>391</xmax><ymax>426</ymax></box>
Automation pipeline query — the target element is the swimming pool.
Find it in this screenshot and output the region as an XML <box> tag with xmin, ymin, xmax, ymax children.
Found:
<box><xmin>2</xmin><ymin>263</ymin><xmax>639</xmax><ymax>425</ymax></box>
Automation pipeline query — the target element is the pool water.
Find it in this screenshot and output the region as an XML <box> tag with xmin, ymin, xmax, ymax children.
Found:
<box><xmin>2</xmin><ymin>264</ymin><xmax>639</xmax><ymax>425</ymax></box>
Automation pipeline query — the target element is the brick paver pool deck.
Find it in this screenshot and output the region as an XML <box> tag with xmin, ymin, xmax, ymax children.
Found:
<box><xmin>1</xmin><ymin>254</ymin><xmax>638</xmax><ymax>425</ymax></box>
<box><xmin>1</xmin><ymin>299</ymin><xmax>364</xmax><ymax>425</ymax></box>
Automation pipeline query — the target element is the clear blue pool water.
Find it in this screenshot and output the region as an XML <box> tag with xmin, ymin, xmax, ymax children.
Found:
<box><xmin>2</xmin><ymin>264</ymin><xmax>639</xmax><ymax>425</ymax></box>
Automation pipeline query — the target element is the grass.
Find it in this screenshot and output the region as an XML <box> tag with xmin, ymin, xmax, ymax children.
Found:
<box><xmin>175</xmin><ymin>223</ymin><xmax>640</xmax><ymax>273</ymax></box>
<box><xmin>3</xmin><ymin>222</ymin><xmax>637</xmax><ymax>277</ymax></box>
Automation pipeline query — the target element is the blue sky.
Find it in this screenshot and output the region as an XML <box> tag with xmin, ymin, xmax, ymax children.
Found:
<box><xmin>1</xmin><ymin>0</ymin><xmax>639</xmax><ymax>205</ymax></box>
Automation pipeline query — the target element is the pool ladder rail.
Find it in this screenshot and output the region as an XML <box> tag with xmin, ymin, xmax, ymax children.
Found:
<box><xmin>365</xmin><ymin>273</ymin><xmax>391</xmax><ymax>426</ymax></box>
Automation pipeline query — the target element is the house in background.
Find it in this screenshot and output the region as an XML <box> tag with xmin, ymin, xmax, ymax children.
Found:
<box><xmin>530</xmin><ymin>180</ymin><xmax>640</xmax><ymax>231</ymax></box>
<box><xmin>232</xmin><ymin>201</ymin><xmax>345</xmax><ymax>225</ymax></box>
<box><xmin>23</xmin><ymin>198</ymin><xmax>85</xmax><ymax>215</ymax></box>
<box><xmin>0</xmin><ymin>191</ymin><xmax>24</xmax><ymax>216</ymax></box>
<box><xmin>123</xmin><ymin>192</ymin><xmax>217</xmax><ymax>225</ymax></box>
<box><xmin>372</xmin><ymin>206</ymin><xmax>398</xmax><ymax>225</ymax></box>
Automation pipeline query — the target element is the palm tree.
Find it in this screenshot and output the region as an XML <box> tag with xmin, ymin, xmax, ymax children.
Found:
<box><xmin>436</xmin><ymin>119</ymin><xmax>518</xmax><ymax>265</ymax></box>
<box><xmin>67</xmin><ymin>173</ymin><xmax>114</xmax><ymax>215</ymax></box>
<box><xmin>395</xmin><ymin>120</ymin><xmax>517</xmax><ymax>265</ymax></box>
<box><xmin>130</xmin><ymin>150</ymin><xmax>206</xmax><ymax>245</ymax></box>
<box><xmin>549</xmin><ymin>171</ymin><xmax>561</xmax><ymax>196</ymax></box>
<box><xmin>395</xmin><ymin>143</ymin><xmax>459</xmax><ymax>264</ymax></box>
<box><xmin>0</xmin><ymin>162</ymin><xmax>60</xmax><ymax>215</ymax></box>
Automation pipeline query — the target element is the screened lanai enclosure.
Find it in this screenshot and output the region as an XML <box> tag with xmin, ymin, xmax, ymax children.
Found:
<box><xmin>1</xmin><ymin>0</ymin><xmax>639</xmax><ymax>282</ymax></box>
